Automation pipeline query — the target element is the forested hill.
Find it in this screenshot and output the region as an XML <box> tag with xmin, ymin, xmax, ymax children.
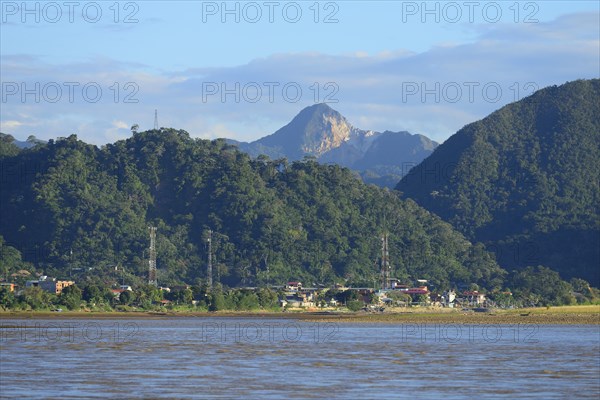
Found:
<box><xmin>0</xmin><ymin>130</ymin><xmax>505</xmax><ymax>290</ymax></box>
<box><xmin>396</xmin><ymin>79</ymin><xmax>600</xmax><ymax>285</ymax></box>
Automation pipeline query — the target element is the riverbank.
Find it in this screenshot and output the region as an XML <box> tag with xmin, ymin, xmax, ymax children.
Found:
<box><xmin>1</xmin><ymin>305</ymin><xmax>598</xmax><ymax>324</ymax></box>
<box><xmin>304</xmin><ymin>305</ymin><xmax>600</xmax><ymax>325</ymax></box>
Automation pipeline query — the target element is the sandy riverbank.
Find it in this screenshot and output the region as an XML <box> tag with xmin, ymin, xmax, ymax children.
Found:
<box><xmin>1</xmin><ymin>305</ymin><xmax>598</xmax><ymax>324</ymax></box>
<box><xmin>303</xmin><ymin>305</ymin><xmax>600</xmax><ymax>325</ymax></box>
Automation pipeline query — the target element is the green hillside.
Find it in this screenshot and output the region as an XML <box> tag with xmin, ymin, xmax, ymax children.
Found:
<box><xmin>0</xmin><ymin>130</ymin><xmax>504</xmax><ymax>291</ymax></box>
<box><xmin>396</xmin><ymin>79</ymin><xmax>600</xmax><ymax>285</ymax></box>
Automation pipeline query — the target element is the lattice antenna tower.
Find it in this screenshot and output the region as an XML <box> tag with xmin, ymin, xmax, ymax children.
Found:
<box><xmin>154</xmin><ymin>109</ymin><xmax>159</xmax><ymax>130</ymax></box>
<box><xmin>206</xmin><ymin>229</ymin><xmax>213</xmax><ymax>290</ymax></box>
<box><xmin>380</xmin><ymin>232</ymin><xmax>391</xmax><ymax>290</ymax></box>
<box><xmin>148</xmin><ymin>226</ymin><xmax>157</xmax><ymax>286</ymax></box>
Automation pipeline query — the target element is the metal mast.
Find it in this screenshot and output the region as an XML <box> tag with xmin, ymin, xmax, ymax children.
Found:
<box><xmin>380</xmin><ymin>232</ymin><xmax>390</xmax><ymax>289</ymax></box>
<box><xmin>207</xmin><ymin>229</ymin><xmax>213</xmax><ymax>290</ymax></box>
<box><xmin>148</xmin><ymin>226</ymin><xmax>157</xmax><ymax>286</ymax></box>
<box><xmin>154</xmin><ymin>109</ymin><xmax>159</xmax><ymax>130</ymax></box>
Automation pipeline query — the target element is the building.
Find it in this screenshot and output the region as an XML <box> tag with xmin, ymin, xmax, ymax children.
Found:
<box><xmin>442</xmin><ymin>290</ymin><xmax>456</xmax><ymax>307</ymax></box>
<box><xmin>280</xmin><ymin>293</ymin><xmax>315</xmax><ymax>308</ymax></box>
<box><xmin>170</xmin><ymin>285</ymin><xmax>192</xmax><ymax>292</ymax></box>
<box><xmin>280</xmin><ymin>297</ymin><xmax>299</xmax><ymax>308</ymax></box>
<box><xmin>463</xmin><ymin>291</ymin><xmax>486</xmax><ymax>306</ymax></box>
<box><xmin>111</xmin><ymin>289</ymin><xmax>127</xmax><ymax>299</ymax></box>
<box><xmin>0</xmin><ymin>283</ymin><xmax>15</xmax><ymax>292</ymax></box>
<box><xmin>391</xmin><ymin>282</ymin><xmax>408</xmax><ymax>290</ymax></box>
<box><xmin>26</xmin><ymin>277</ymin><xmax>75</xmax><ymax>295</ymax></box>
<box><xmin>286</xmin><ymin>282</ymin><xmax>302</xmax><ymax>292</ymax></box>
<box><xmin>402</xmin><ymin>286</ymin><xmax>429</xmax><ymax>295</ymax></box>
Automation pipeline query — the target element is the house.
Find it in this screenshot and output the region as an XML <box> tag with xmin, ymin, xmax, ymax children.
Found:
<box><xmin>391</xmin><ymin>281</ymin><xmax>429</xmax><ymax>295</ymax></box>
<box><xmin>391</xmin><ymin>283</ymin><xmax>409</xmax><ymax>290</ymax></box>
<box><xmin>403</xmin><ymin>286</ymin><xmax>429</xmax><ymax>295</ymax></box>
<box><xmin>281</xmin><ymin>294</ymin><xmax>315</xmax><ymax>308</ymax></box>
<box><xmin>382</xmin><ymin>298</ymin><xmax>394</xmax><ymax>306</ymax></box>
<box><xmin>442</xmin><ymin>290</ymin><xmax>456</xmax><ymax>307</ymax></box>
<box><xmin>296</xmin><ymin>291</ymin><xmax>316</xmax><ymax>307</ymax></box>
<box><xmin>301</xmin><ymin>299</ymin><xmax>315</xmax><ymax>308</ymax></box>
<box><xmin>0</xmin><ymin>283</ymin><xmax>15</xmax><ymax>292</ymax></box>
<box><xmin>170</xmin><ymin>285</ymin><xmax>190</xmax><ymax>292</ymax></box>
<box><xmin>10</xmin><ymin>269</ymin><xmax>31</xmax><ymax>279</ymax></box>
<box><xmin>463</xmin><ymin>291</ymin><xmax>486</xmax><ymax>305</ymax></box>
<box><xmin>286</xmin><ymin>282</ymin><xmax>302</xmax><ymax>292</ymax></box>
<box><xmin>46</xmin><ymin>279</ymin><xmax>75</xmax><ymax>295</ymax></box>
<box><xmin>280</xmin><ymin>296</ymin><xmax>302</xmax><ymax>308</ymax></box>
<box><xmin>332</xmin><ymin>283</ymin><xmax>349</xmax><ymax>291</ymax></box>
<box><xmin>26</xmin><ymin>277</ymin><xmax>75</xmax><ymax>295</ymax></box>
<box><xmin>111</xmin><ymin>289</ymin><xmax>127</xmax><ymax>299</ymax></box>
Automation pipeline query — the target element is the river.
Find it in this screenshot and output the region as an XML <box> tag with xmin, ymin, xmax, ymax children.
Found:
<box><xmin>1</xmin><ymin>318</ymin><xmax>599</xmax><ymax>398</ymax></box>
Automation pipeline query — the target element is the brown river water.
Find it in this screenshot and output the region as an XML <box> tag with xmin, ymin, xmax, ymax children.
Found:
<box><xmin>1</xmin><ymin>318</ymin><xmax>599</xmax><ymax>399</ymax></box>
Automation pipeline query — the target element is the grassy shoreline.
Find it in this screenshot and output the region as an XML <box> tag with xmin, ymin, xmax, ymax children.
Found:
<box><xmin>1</xmin><ymin>305</ymin><xmax>598</xmax><ymax>324</ymax></box>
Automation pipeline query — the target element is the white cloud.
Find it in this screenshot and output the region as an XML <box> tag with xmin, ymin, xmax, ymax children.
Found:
<box><xmin>0</xmin><ymin>120</ymin><xmax>23</xmax><ymax>130</ymax></box>
<box><xmin>1</xmin><ymin>12</ymin><xmax>598</xmax><ymax>145</ymax></box>
<box><xmin>103</xmin><ymin>120</ymin><xmax>133</xmax><ymax>143</ymax></box>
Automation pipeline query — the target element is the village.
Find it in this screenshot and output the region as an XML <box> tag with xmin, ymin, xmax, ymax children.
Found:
<box><xmin>0</xmin><ymin>274</ymin><xmax>495</xmax><ymax>312</ymax></box>
<box><xmin>276</xmin><ymin>280</ymin><xmax>491</xmax><ymax>311</ymax></box>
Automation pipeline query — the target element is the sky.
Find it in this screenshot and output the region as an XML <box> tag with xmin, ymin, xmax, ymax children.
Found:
<box><xmin>1</xmin><ymin>0</ymin><xmax>599</xmax><ymax>144</ymax></box>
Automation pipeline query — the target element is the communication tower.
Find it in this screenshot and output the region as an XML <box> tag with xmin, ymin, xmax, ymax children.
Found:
<box><xmin>148</xmin><ymin>226</ymin><xmax>157</xmax><ymax>286</ymax></box>
<box><xmin>380</xmin><ymin>232</ymin><xmax>391</xmax><ymax>289</ymax></box>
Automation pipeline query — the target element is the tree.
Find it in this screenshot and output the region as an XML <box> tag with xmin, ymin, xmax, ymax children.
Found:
<box><xmin>569</xmin><ymin>278</ymin><xmax>596</xmax><ymax>303</ymax></box>
<box><xmin>257</xmin><ymin>288</ymin><xmax>278</xmax><ymax>309</ymax></box>
<box><xmin>209</xmin><ymin>289</ymin><xmax>225</xmax><ymax>311</ymax></box>
<box><xmin>119</xmin><ymin>290</ymin><xmax>136</xmax><ymax>305</ymax></box>
<box><xmin>415</xmin><ymin>294</ymin><xmax>429</xmax><ymax>305</ymax></box>
<box><xmin>136</xmin><ymin>285</ymin><xmax>163</xmax><ymax>308</ymax></box>
<box><xmin>169</xmin><ymin>288</ymin><xmax>194</xmax><ymax>305</ymax></box>
<box><xmin>0</xmin><ymin>236</ymin><xmax>27</xmax><ymax>280</ymax></box>
<box><xmin>0</xmin><ymin>287</ymin><xmax>16</xmax><ymax>309</ymax></box>
<box><xmin>60</xmin><ymin>285</ymin><xmax>82</xmax><ymax>310</ymax></box>
<box><xmin>511</xmin><ymin>266</ymin><xmax>575</xmax><ymax>306</ymax></box>
<box><xmin>237</xmin><ymin>291</ymin><xmax>260</xmax><ymax>310</ymax></box>
<box><xmin>19</xmin><ymin>287</ymin><xmax>54</xmax><ymax>310</ymax></box>
<box><xmin>82</xmin><ymin>284</ymin><xmax>102</xmax><ymax>303</ymax></box>
<box><xmin>336</xmin><ymin>289</ymin><xmax>358</xmax><ymax>304</ymax></box>
<box><xmin>385</xmin><ymin>290</ymin><xmax>411</xmax><ymax>306</ymax></box>
<box><xmin>346</xmin><ymin>300</ymin><xmax>363</xmax><ymax>311</ymax></box>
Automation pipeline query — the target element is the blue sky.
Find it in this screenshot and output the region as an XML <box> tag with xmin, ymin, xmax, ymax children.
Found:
<box><xmin>1</xmin><ymin>1</ymin><xmax>599</xmax><ymax>144</ymax></box>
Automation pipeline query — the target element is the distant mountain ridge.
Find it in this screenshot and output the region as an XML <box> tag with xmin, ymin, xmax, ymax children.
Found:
<box><xmin>230</xmin><ymin>104</ymin><xmax>438</xmax><ymax>187</ymax></box>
